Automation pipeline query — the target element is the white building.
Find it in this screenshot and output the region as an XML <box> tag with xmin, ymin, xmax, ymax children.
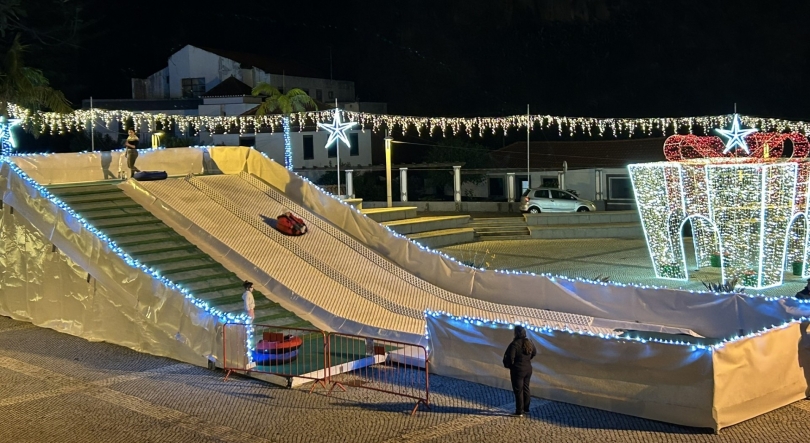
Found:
<box><xmin>132</xmin><ymin>45</ymin><xmax>357</xmax><ymax>104</ymax></box>
<box><xmin>83</xmin><ymin>45</ymin><xmax>382</xmax><ymax>168</ymax></box>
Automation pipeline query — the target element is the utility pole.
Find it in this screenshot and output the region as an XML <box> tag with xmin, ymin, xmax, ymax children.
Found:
<box><xmin>527</xmin><ymin>104</ymin><xmax>530</xmax><ymax>189</ymax></box>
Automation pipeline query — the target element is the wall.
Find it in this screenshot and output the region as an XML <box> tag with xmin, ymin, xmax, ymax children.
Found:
<box><xmin>167</xmin><ymin>45</ymin><xmax>226</xmax><ymax>99</ymax></box>
<box><xmin>252</xmin><ymin>69</ymin><xmax>355</xmax><ymax>102</ymax></box>
<box><xmin>210</xmin><ymin>130</ymin><xmax>372</xmax><ymax>169</ymax></box>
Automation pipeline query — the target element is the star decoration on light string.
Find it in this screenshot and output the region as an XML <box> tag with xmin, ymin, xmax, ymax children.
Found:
<box><xmin>317</xmin><ymin>107</ymin><xmax>357</xmax><ymax>149</ymax></box>
<box><xmin>0</xmin><ymin>118</ymin><xmax>22</xmax><ymax>157</ymax></box>
<box><xmin>715</xmin><ymin>114</ymin><xmax>758</xmax><ymax>154</ymax></box>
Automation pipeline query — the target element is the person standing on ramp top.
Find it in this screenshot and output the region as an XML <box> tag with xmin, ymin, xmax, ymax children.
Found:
<box><xmin>503</xmin><ymin>325</ymin><xmax>537</xmax><ymax>417</ymax></box>
<box><xmin>124</xmin><ymin>129</ymin><xmax>140</xmax><ymax>178</ymax></box>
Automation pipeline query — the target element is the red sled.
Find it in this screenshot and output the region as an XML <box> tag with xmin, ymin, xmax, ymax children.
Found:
<box><xmin>277</xmin><ymin>212</ymin><xmax>308</xmax><ymax>236</ymax></box>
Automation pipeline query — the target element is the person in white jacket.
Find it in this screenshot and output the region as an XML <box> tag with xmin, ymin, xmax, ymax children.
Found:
<box><xmin>242</xmin><ymin>281</ymin><xmax>255</xmax><ymax>320</ymax></box>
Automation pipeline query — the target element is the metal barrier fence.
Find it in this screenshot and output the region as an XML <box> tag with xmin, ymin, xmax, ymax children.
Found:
<box><xmin>222</xmin><ymin>323</ymin><xmax>329</xmax><ymax>392</ymax></box>
<box><xmin>222</xmin><ymin>323</ymin><xmax>430</xmax><ymax>414</ymax></box>
<box><xmin>327</xmin><ymin>332</ymin><xmax>430</xmax><ymax>415</ymax></box>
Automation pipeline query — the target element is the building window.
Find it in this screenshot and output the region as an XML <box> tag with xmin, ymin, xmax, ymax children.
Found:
<box><xmin>238</xmin><ymin>136</ymin><xmax>255</xmax><ymax>147</ymax></box>
<box><xmin>303</xmin><ymin>135</ymin><xmax>314</xmax><ymax>160</ymax></box>
<box><xmin>181</xmin><ymin>77</ymin><xmax>205</xmax><ymax>98</ymax></box>
<box><xmin>328</xmin><ymin>91</ymin><xmax>334</xmax><ymax>100</ymax></box>
<box><xmin>316</xmin><ymin>89</ymin><xmax>323</xmax><ymax>101</ymax></box>
<box><xmin>349</xmin><ymin>133</ymin><xmax>359</xmax><ymax>156</ymax></box>
<box><xmin>607</xmin><ymin>176</ymin><xmax>634</xmax><ymax>200</ymax></box>
<box><xmin>327</xmin><ymin>143</ymin><xmax>337</xmax><ymax>158</ymax></box>
<box><xmin>489</xmin><ymin>178</ymin><xmax>504</xmax><ymax>196</ymax></box>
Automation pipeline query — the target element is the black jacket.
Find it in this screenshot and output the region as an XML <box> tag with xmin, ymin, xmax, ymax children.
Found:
<box><xmin>503</xmin><ymin>338</ymin><xmax>537</xmax><ymax>372</ymax></box>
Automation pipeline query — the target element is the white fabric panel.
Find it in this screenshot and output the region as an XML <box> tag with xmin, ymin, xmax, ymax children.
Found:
<box><xmin>426</xmin><ymin>315</ymin><xmax>809</xmax><ymax>431</ymax></box>
<box><xmin>11</xmin><ymin>148</ymin><xmax>204</xmax><ymax>185</ymax></box>
<box><xmin>0</xmin><ymin>163</ymin><xmax>218</xmax><ymax>367</ymax></box>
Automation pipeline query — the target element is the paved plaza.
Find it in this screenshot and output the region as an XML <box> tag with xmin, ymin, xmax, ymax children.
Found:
<box><xmin>440</xmin><ymin>237</ymin><xmax>807</xmax><ymax>298</ymax></box>
<box><xmin>2</xmin><ymin>237</ymin><xmax>809</xmax><ymax>442</ymax></box>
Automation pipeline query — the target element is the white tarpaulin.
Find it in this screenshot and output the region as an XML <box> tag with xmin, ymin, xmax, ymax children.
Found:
<box><xmin>426</xmin><ymin>314</ymin><xmax>810</xmax><ymax>431</ymax></box>
<box><xmin>0</xmin><ymin>161</ymin><xmax>220</xmax><ymax>367</ymax></box>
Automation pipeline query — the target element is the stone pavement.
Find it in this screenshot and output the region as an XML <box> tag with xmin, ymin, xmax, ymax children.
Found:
<box><xmin>2</xmin><ymin>315</ymin><xmax>810</xmax><ymax>443</ymax></box>
<box><xmin>440</xmin><ymin>238</ymin><xmax>807</xmax><ymax>298</ymax></box>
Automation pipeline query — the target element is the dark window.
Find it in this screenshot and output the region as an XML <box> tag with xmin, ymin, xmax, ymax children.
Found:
<box><xmin>349</xmin><ymin>133</ymin><xmax>359</xmax><ymax>156</ymax></box>
<box><xmin>534</xmin><ymin>190</ymin><xmax>550</xmax><ymax>198</ymax></box>
<box><xmin>238</xmin><ymin>136</ymin><xmax>255</xmax><ymax>147</ymax></box>
<box><xmin>181</xmin><ymin>77</ymin><xmax>205</xmax><ymax>98</ymax></box>
<box><xmin>551</xmin><ymin>189</ymin><xmax>576</xmax><ymax>200</ymax></box>
<box><xmin>316</xmin><ymin>89</ymin><xmax>323</xmax><ymax>101</ymax></box>
<box><xmin>542</xmin><ymin>177</ymin><xmax>558</xmax><ymax>187</ymax></box>
<box><xmin>607</xmin><ymin>176</ymin><xmax>634</xmax><ymax>200</ymax></box>
<box><xmin>489</xmin><ymin>178</ymin><xmax>504</xmax><ymax>196</ymax></box>
<box><xmin>327</xmin><ymin>143</ymin><xmax>337</xmax><ymax>158</ymax></box>
<box><xmin>303</xmin><ymin>135</ymin><xmax>314</xmax><ymax>160</ymax></box>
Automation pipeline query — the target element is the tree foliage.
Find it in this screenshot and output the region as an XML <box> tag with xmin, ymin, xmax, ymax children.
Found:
<box><xmin>251</xmin><ymin>83</ymin><xmax>318</xmax><ymax>117</ymax></box>
<box><xmin>0</xmin><ymin>34</ymin><xmax>71</xmax><ymax>117</ymax></box>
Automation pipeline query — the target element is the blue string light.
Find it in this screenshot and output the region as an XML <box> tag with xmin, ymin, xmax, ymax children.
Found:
<box><xmin>424</xmin><ymin>309</ymin><xmax>806</xmax><ymax>352</ymax></box>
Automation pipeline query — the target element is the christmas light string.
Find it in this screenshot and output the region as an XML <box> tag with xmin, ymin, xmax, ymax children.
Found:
<box><xmin>10</xmin><ymin>102</ymin><xmax>810</xmax><ymax>139</ymax></box>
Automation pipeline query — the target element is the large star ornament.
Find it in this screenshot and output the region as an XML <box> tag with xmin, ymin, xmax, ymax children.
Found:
<box><xmin>715</xmin><ymin>114</ymin><xmax>758</xmax><ymax>154</ymax></box>
<box><xmin>317</xmin><ymin>108</ymin><xmax>356</xmax><ymax>149</ymax></box>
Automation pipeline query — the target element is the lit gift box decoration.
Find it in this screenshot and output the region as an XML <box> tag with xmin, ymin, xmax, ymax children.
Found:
<box><xmin>629</xmin><ymin>114</ymin><xmax>810</xmax><ymax>288</ymax></box>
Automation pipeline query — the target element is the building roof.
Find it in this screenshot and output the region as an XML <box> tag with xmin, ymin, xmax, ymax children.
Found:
<box><xmin>238</xmin><ymin>99</ymin><xmax>333</xmax><ymax>116</ymax></box>
<box><xmin>197</xmin><ymin>46</ymin><xmax>329</xmax><ymax>79</ymax></box>
<box><xmin>80</xmin><ymin>98</ymin><xmax>202</xmax><ymax>111</ymax></box>
<box><xmin>495</xmin><ymin>138</ymin><xmax>667</xmax><ymax>170</ymax></box>
<box><xmin>201</xmin><ymin>76</ymin><xmax>254</xmax><ymax>97</ymax></box>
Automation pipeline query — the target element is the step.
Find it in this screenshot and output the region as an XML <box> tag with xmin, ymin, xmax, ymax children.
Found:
<box><xmin>83</xmin><ymin>208</ymin><xmax>152</xmax><ymax>221</ymax></box>
<box><xmin>528</xmin><ymin>222</ymin><xmax>643</xmax><ymax>239</ymax></box>
<box><xmin>524</xmin><ymin>210</ymin><xmax>639</xmax><ymax>226</ymax></box>
<box><xmin>477</xmin><ymin>231</ymin><xmax>530</xmax><ymax>237</ymax></box>
<box><xmin>360</xmin><ymin>206</ymin><xmax>418</xmax><ymax>222</ymax></box>
<box><xmin>473</xmin><ymin>226</ymin><xmax>529</xmax><ymax>235</ymax></box>
<box><xmin>382</xmin><ymin>215</ymin><xmax>470</xmax><ymax>235</ymax></box>
<box><xmin>407</xmin><ymin>227</ymin><xmax>475</xmax><ymax>248</ymax></box>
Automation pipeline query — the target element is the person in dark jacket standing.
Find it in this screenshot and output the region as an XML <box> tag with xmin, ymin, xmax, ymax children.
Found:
<box><xmin>503</xmin><ymin>325</ymin><xmax>537</xmax><ymax>416</ymax></box>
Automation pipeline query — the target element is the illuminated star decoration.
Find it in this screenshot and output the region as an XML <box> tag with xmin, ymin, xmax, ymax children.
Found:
<box><xmin>715</xmin><ymin>114</ymin><xmax>758</xmax><ymax>154</ymax></box>
<box><xmin>0</xmin><ymin>118</ymin><xmax>22</xmax><ymax>158</ymax></box>
<box><xmin>317</xmin><ymin>108</ymin><xmax>356</xmax><ymax>149</ymax></box>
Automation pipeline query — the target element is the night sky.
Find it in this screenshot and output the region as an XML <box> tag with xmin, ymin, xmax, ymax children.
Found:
<box><xmin>18</xmin><ymin>0</ymin><xmax>810</xmax><ymax>120</ymax></box>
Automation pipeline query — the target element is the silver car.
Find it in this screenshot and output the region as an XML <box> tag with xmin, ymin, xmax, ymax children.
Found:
<box><xmin>520</xmin><ymin>188</ymin><xmax>596</xmax><ymax>213</ymax></box>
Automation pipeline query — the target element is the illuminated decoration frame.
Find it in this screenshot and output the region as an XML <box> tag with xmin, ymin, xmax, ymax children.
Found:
<box><xmin>10</xmin><ymin>101</ymin><xmax>810</xmax><ymax>141</ymax></box>
<box><xmin>0</xmin><ymin>117</ymin><xmax>22</xmax><ymax>157</ymax></box>
<box><xmin>716</xmin><ymin>113</ymin><xmax>758</xmax><ymax>154</ymax></box>
<box><xmin>317</xmin><ymin>108</ymin><xmax>357</xmax><ymax>197</ymax></box>
<box><xmin>631</xmin><ymin>133</ymin><xmax>810</xmax><ymax>289</ymax></box>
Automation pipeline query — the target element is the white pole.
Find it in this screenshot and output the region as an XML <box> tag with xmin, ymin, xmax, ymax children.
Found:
<box><xmin>335</xmin><ymin>99</ymin><xmax>341</xmax><ymax>198</ymax></box>
<box><xmin>526</xmin><ymin>104</ymin><xmax>530</xmax><ymax>188</ymax></box>
<box><xmin>90</xmin><ymin>97</ymin><xmax>95</xmax><ymax>152</ymax></box>
<box><xmin>385</xmin><ymin>130</ymin><xmax>393</xmax><ymax>207</ymax></box>
<box><xmin>337</xmin><ymin>138</ymin><xmax>341</xmax><ymax>198</ymax></box>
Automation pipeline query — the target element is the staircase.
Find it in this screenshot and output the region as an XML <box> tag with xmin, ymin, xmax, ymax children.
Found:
<box><xmin>467</xmin><ymin>217</ymin><xmax>530</xmax><ymax>240</ymax></box>
<box><xmin>46</xmin><ymin>182</ymin><xmax>311</xmax><ymax>328</ymax></box>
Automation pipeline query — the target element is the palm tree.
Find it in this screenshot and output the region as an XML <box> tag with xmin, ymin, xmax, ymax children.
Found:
<box><xmin>0</xmin><ymin>34</ymin><xmax>71</xmax><ymax>118</ymax></box>
<box><xmin>251</xmin><ymin>82</ymin><xmax>317</xmax><ymax>170</ymax></box>
<box><xmin>0</xmin><ymin>34</ymin><xmax>71</xmax><ymax>155</ymax></box>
